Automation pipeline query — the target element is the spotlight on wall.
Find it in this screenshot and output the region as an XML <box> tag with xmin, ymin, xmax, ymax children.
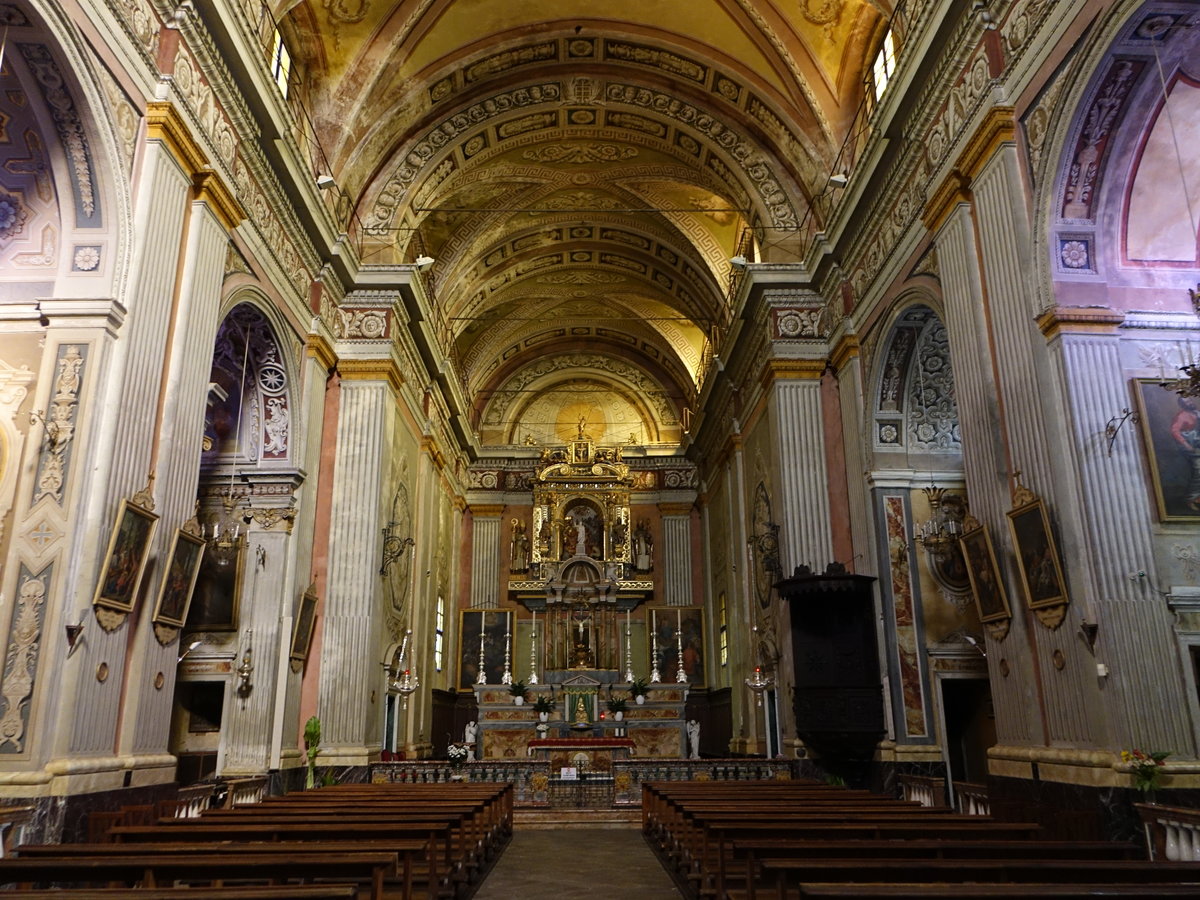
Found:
<box><xmin>414</xmin><ymin>255</ymin><xmax>435</xmax><ymax>271</ymax></box>
<box><xmin>828</xmin><ymin>173</ymin><xmax>849</xmax><ymax>187</ymax></box>
<box><xmin>729</xmin><ymin>255</ymin><xmax>749</xmax><ymax>269</ymax></box>
<box><xmin>316</xmin><ymin>174</ymin><xmax>336</xmax><ymax>190</ymax></box>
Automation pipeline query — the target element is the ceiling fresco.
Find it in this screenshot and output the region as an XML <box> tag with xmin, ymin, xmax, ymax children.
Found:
<box><xmin>279</xmin><ymin>0</ymin><xmax>891</xmax><ymax>447</ymax></box>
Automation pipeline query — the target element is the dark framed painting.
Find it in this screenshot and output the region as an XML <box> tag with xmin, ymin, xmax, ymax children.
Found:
<box><xmin>959</xmin><ymin>524</ymin><xmax>1010</xmax><ymax>623</ymax></box>
<box><xmin>1133</xmin><ymin>379</ymin><xmax>1200</xmax><ymax>521</ymax></box>
<box><xmin>289</xmin><ymin>584</ymin><xmax>319</xmax><ymax>672</ymax></box>
<box><xmin>186</xmin><ymin>544</ymin><xmax>243</xmax><ymax>630</ymax></box>
<box><xmin>649</xmin><ymin>606</ymin><xmax>705</xmax><ymax>686</ymax></box>
<box><xmin>152</xmin><ymin>528</ymin><xmax>206</xmax><ymax>628</ymax></box>
<box><xmin>94</xmin><ymin>499</ymin><xmax>159</xmax><ymax>613</ymax></box>
<box><xmin>1007</xmin><ymin>498</ymin><xmax>1068</xmax><ymax>609</ymax></box>
<box><xmin>457</xmin><ymin>608</ymin><xmax>512</xmax><ymax>690</ymax></box>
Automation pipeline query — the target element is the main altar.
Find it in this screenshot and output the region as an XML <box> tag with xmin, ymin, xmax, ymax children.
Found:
<box><xmin>471</xmin><ymin>428</ymin><xmax>690</xmax><ymax>762</ymax></box>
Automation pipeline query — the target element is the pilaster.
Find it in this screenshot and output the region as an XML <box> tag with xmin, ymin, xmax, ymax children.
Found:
<box><xmin>660</xmin><ymin>503</ymin><xmax>693</xmax><ymax>607</ymax></box>
<box><xmin>470</xmin><ymin>505</ymin><xmax>504</xmax><ymax>609</ymax></box>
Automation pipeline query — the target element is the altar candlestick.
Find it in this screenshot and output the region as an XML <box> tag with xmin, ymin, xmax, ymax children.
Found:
<box><xmin>529</xmin><ymin>610</ymin><xmax>539</xmax><ymax>685</ymax></box>
<box><xmin>476</xmin><ymin>617</ymin><xmax>487</xmax><ymax>684</ymax></box>
<box><xmin>501</xmin><ymin>626</ymin><xmax>513</xmax><ymax>685</ymax></box>
<box><xmin>650</xmin><ymin>626</ymin><xmax>661</xmax><ymax>683</ymax></box>
<box><xmin>623</xmin><ymin>609</ymin><xmax>634</xmax><ymax>683</ymax></box>
<box><xmin>676</xmin><ymin>608</ymin><xmax>687</xmax><ymax>683</ymax></box>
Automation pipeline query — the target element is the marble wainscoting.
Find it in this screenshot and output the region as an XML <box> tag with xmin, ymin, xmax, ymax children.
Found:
<box><xmin>2</xmin><ymin>781</ymin><xmax>181</xmax><ymax>845</ymax></box>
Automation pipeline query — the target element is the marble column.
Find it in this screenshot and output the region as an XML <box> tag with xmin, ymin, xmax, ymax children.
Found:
<box><xmin>660</xmin><ymin>505</ymin><xmax>693</xmax><ymax>606</ymax></box>
<box><xmin>317</xmin><ymin>378</ymin><xmax>390</xmax><ymax>760</ymax></box>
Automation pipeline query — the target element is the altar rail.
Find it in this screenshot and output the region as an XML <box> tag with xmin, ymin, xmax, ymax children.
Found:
<box><xmin>954</xmin><ymin>780</ymin><xmax>990</xmax><ymax>816</ymax></box>
<box><xmin>370</xmin><ymin>758</ymin><xmax>801</xmax><ymax>808</ymax></box>
<box><xmin>1137</xmin><ymin>802</ymin><xmax>1200</xmax><ymax>860</ymax></box>
<box><xmin>897</xmin><ymin>773</ymin><xmax>948</xmax><ymax>808</ymax></box>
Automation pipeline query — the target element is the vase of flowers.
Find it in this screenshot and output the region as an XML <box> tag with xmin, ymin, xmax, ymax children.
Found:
<box><xmin>509</xmin><ymin>681</ymin><xmax>528</xmax><ymax>706</ymax></box>
<box><xmin>533</xmin><ymin>695</ymin><xmax>555</xmax><ymax>722</ymax></box>
<box><xmin>606</xmin><ymin>697</ymin><xmax>627</xmax><ymax>721</ymax></box>
<box><xmin>448</xmin><ymin>742</ymin><xmax>470</xmax><ymax>774</ymax></box>
<box><xmin>1122</xmin><ymin>748</ymin><xmax>1170</xmax><ymax>798</ymax></box>
<box><xmin>630</xmin><ymin>678</ymin><xmax>650</xmax><ymax>705</ymax></box>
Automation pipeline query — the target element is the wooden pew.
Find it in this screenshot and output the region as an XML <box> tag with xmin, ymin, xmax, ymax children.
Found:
<box><xmin>16</xmin><ymin>839</ymin><xmax>428</xmax><ymax>899</ymax></box>
<box><xmin>0</xmin><ymin>888</ymin><xmax>359</xmax><ymax>900</ymax></box>
<box><xmin>0</xmin><ymin>851</ymin><xmax>399</xmax><ymax>899</ymax></box>
<box><xmin>787</xmin><ymin>885</ymin><xmax>1200</xmax><ymax>898</ymax></box>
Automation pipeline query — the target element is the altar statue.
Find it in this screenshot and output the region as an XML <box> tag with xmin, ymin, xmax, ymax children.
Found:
<box><xmin>510</xmin><ymin>519</ymin><xmax>529</xmax><ymax>573</ymax></box>
<box><xmin>573</xmin><ymin>696</ymin><xmax>589</xmax><ymax>728</ymax></box>
<box><xmin>464</xmin><ymin>721</ymin><xmax>478</xmax><ymax>759</ymax></box>
<box><xmin>687</xmin><ymin>719</ymin><xmax>700</xmax><ymax>759</ymax></box>
<box><xmin>634</xmin><ymin>520</ymin><xmax>653</xmax><ymax>572</ymax></box>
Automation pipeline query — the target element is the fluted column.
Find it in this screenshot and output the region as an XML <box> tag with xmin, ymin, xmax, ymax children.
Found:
<box><xmin>660</xmin><ymin>504</ymin><xmax>693</xmax><ymax>606</ymax></box>
<box><xmin>125</xmin><ymin>174</ymin><xmax>244</xmax><ymax>760</ymax></box>
<box><xmin>930</xmin><ymin>195</ymin><xmax>1040</xmax><ymax>747</ymax></box>
<box><xmin>317</xmin><ymin>379</ymin><xmax>390</xmax><ymax>759</ymax></box>
<box><xmin>772</xmin><ymin>377</ymin><xmax>834</xmax><ymax>571</ymax></box>
<box><xmin>470</xmin><ymin>507</ymin><xmax>503</xmax><ymax>608</ymax></box>
<box><xmin>61</xmin><ymin>136</ymin><xmax>193</xmax><ymax>759</ymax></box>
<box><xmin>1048</xmin><ymin>323</ymin><xmax>1195</xmax><ymax>755</ymax></box>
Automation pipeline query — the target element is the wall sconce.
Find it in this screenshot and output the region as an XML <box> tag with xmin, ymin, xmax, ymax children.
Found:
<box><xmin>235</xmin><ymin>630</ymin><xmax>254</xmax><ymax>698</ymax></box>
<box><xmin>1079</xmin><ymin>620</ymin><xmax>1099</xmax><ymax>653</ymax></box>
<box><xmin>65</xmin><ymin>623</ymin><xmax>84</xmax><ymax>657</ymax></box>
<box><xmin>380</xmin><ymin>522</ymin><xmax>414</xmax><ymax>576</ymax></box>
<box><xmin>29</xmin><ymin>409</ymin><xmax>68</xmax><ymax>450</ymax></box>
<box><xmin>747</xmin><ymin>521</ymin><xmax>782</xmax><ymax>582</ymax></box>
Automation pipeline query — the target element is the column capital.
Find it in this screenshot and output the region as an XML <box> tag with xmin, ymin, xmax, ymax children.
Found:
<box><xmin>337</xmin><ymin>358</ymin><xmax>403</xmax><ymax>395</ymax></box>
<box><xmin>145</xmin><ymin>101</ymin><xmax>208</xmax><ymax>176</ymax></box>
<box><xmin>829</xmin><ymin>334</ymin><xmax>861</xmax><ymax>372</ymax></box>
<box><xmin>192</xmin><ymin>171</ymin><xmax>245</xmax><ymax>231</ymax></box>
<box><xmin>470</xmin><ymin>504</ymin><xmax>506</xmax><ymax>518</ymax></box>
<box><xmin>923</xmin><ymin>107</ymin><xmax>1016</xmax><ymax>233</ymax></box>
<box><xmin>658</xmin><ymin>502</ymin><xmax>695</xmax><ymax>517</ymax></box>
<box><xmin>306</xmin><ymin>332</ymin><xmax>338</xmax><ymax>371</ymax></box>
<box><xmin>1037</xmin><ymin>306</ymin><xmax>1125</xmax><ymax>340</ymax></box>
<box><xmin>760</xmin><ymin>359</ymin><xmax>826</xmax><ymax>389</ymax></box>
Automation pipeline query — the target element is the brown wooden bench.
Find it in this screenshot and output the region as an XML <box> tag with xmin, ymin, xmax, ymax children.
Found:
<box><xmin>0</xmin><ymin>888</ymin><xmax>359</xmax><ymax>900</ymax></box>
<box><xmin>786</xmin><ymin>884</ymin><xmax>1200</xmax><ymax>899</ymax></box>
<box><xmin>0</xmin><ymin>851</ymin><xmax>399</xmax><ymax>899</ymax></box>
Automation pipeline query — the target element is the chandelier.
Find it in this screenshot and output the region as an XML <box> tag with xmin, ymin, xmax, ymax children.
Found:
<box><xmin>203</xmin><ymin>494</ymin><xmax>245</xmax><ymax>567</ymax></box>
<box><xmin>387</xmin><ymin>629</ymin><xmax>420</xmax><ymax>709</ymax></box>
<box><xmin>913</xmin><ymin>486</ymin><xmax>964</xmax><ymax>559</ymax></box>
<box><xmin>744</xmin><ymin>625</ymin><xmax>774</xmax><ymax>708</ymax></box>
<box><xmin>1160</xmin><ymin>285</ymin><xmax>1200</xmax><ymax>399</ymax></box>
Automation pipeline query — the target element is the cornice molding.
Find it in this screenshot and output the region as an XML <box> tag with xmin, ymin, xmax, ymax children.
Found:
<box><xmin>337</xmin><ymin>357</ymin><xmax>404</xmax><ymax>395</ymax></box>
<box><xmin>193</xmin><ymin>171</ymin><xmax>245</xmax><ymax>231</ymax></box>
<box><xmin>829</xmin><ymin>333</ymin><xmax>861</xmax><ymax>372</ymax></box>
<box><xmin>305</xmin><ymin>332</ymin><xmax>338</xmax><ymax>371</ymax></box>
<box><xmin>956</xmin><ymin>106</ymin><xmax>1017</xmax><ymax>182</ymax></box>
<box><xmin>1036</xmin><ymin>306</ymin><xmax>1125</xmax><ymax>340</ymax></box>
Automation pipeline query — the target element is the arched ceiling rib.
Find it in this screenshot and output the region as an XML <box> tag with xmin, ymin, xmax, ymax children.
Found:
<box><xmin>281</xmin><ymin>0</ymin><xmax>891</xmax><ymax>448</ymax></box>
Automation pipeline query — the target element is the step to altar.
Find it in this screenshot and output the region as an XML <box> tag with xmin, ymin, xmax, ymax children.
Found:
<box><xmin>513</xmin><ymin>807</ymin><xmax>641</xmax><ymax>830</ymax></box>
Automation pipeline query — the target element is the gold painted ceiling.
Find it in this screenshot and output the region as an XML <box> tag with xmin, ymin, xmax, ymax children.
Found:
<box><xmin>280</xmin><ymin>0</ymin><xmax>890</xmax><ymax>447</ymax></box>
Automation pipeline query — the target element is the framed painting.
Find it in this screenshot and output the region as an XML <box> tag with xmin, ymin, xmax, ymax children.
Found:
<box><xmin>457</xmin><ymin>608</ymin><xmax>512</xmax><ymax>690</ymax></box>
<box><xmin>186</xmin><ymin>544</ymin><xmax>243</xmax><ymax>630</ymax></box>
<box><xmin>289</xmin><ymin>584</ymin><xmax>319</xmax><ymax>672</ymax></box>
<box><xmin>1133</xmin><ymin>379</ymin><xmax>1200</xmax><ymax>521</ymax></box>
<box><xmin>649</xmin><ymin>606</ymin><xmax>705</xmax><ymax>686</ymax></box>
<box><xmin>94</xmin><ymin>499</ymin><xmax>159</xmax><ymax>613</ymax></box>
<box><xmin>1007</xmin><ymin>497</ymin><xmax>1068</xmax><ymax>609</ymax></box>
<box><xmin>152</xmin><ymin>528</ymin><xmax>206</xmax><ymax>628</ymax></box>
<box><xmin>959</xmin><ymin>524</ymin><xmax>1010</xmax><ymax>624</ymax></box>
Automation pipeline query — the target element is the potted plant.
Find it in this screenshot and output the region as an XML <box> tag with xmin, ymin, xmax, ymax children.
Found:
<box><xmin>509</xmin><ymin>680</ymin><xmax>528</xmax><ymax>706</ymax></box>
<box><xmin>629</xmin><ymin>678</ymin><xmax>650</xmax><ymax>705</ymax></box>
<box><xmin>533</xmin><ymin>695</ymin><xmax>555</xmax><ymax>722</ymax></box>
<box><xmin>447</xmin><ymin>743</ymin><xmax>470</xmax><ymax>774</ymax></box>
<box><xmin>606</xmin><ymin>696</ymin><xmax>627</xmax><ymax>721</ymax></box>
<box><xmin>303</xmin><ymin>715</ymin><xmax>321</xmax><ymax>789</ymax></box>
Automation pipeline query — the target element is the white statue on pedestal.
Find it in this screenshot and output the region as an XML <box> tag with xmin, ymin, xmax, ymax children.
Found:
<box><xmin>687</xmin><ymin>719</ymin><xmax>700</xmax><ymax>759</ymax></box>
<box><xmin>464</xmin><ymin>721</ymin><xmax>478</xmax><ymax>759</ymax></box>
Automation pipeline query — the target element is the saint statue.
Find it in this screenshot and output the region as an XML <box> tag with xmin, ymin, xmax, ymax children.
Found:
<box><xmin>510</xmin><ymin>519</ymin><xmax>529</xmax><ymax>573</ymax></box>
<box><xmin>464</xmin><ymin>721</ymin><xmax>478</xmax><ymax>759</ymax></box>
<box><xmin>634</xmin><ymin>520</ymin><xmax>653</xmax><ymax>572</ymax></box>
<box><xmin>687</xmin><ymin>719</ymin><xmax>701</xmax><ymax>759</ymax></box>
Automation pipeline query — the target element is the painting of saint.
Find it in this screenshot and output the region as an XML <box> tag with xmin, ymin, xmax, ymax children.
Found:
<box><xmin>959</xmin><ymin>525</ymin><xmax>1009</xmax><ymax>623</ymax></box>
<box><xmin>1135</xmin><ymin>380</ymin><xmax>1200</xmax><ymax>521</ymax></box>
<box><xmin>153</xmin><ymin>529</ymin><xmax>206</xmax><ymax>628</ymax></box>
<box><xmin>1007</xmin><ymin>500</ymin><xmax>1067</xmax><ymax>609</ymax></box>
<box><xmin>458</xmin><ymin>609</ymin><xmax>512</xmax><ymax>690</ymax></box>
<box><xmin>650</xmin><ymin>607</ymin><xmax>705</xmax><ymax>686</ymax></box>
<box><xmin>94</xmin><ymin>500</ymin><xmax>159</xmax><ymax>613</ymax></box>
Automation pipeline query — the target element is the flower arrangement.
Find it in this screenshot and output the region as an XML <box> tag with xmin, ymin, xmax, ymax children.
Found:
<box><xmin>448</xmin><ymin>743</ymin><xmax>471</xmax><ymax>768</ymax></box>
<box><xmin>1121</xmin><ymin>748</ymin><xmax>1170</xmax><ymax>793</ymax></box>
<box><xmin>303</xmin><ymin>715</ymin><xmax>321</xmax><ymax>789</ymax></box>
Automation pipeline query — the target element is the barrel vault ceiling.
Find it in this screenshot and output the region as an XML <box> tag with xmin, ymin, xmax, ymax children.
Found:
<box><xmin>279</xmin><ymin>0</ymin><xmax>891</xmax><ymax>448</ymax></box>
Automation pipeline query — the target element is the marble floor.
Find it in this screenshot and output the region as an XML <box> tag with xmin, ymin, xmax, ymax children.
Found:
<box><xmin>473</xmin><ymin>827</ymin><xmax>683</xmax><ymax>899</ymax></box>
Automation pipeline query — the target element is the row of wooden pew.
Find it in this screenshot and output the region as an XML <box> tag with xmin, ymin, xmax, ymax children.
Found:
<box><xmin>642</xmin><ymin>779</ymin><xmax>1200</xmax><ymax>899</ymax></box>
<box><xmin>0</xmin><ymin>782</ymin><xmax>513</xmax><ymax>899</ymax></box>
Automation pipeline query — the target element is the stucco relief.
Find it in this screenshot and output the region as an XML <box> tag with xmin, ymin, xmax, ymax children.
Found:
<box><xmin>0</xmin><ymin>567</ymin><xmax>49</xmax><ymax>753</ymax></box>
<box><xmin>884</xmin><ymin>497</ymin><xmax>928</xmax><ymax>739</ymax></box>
